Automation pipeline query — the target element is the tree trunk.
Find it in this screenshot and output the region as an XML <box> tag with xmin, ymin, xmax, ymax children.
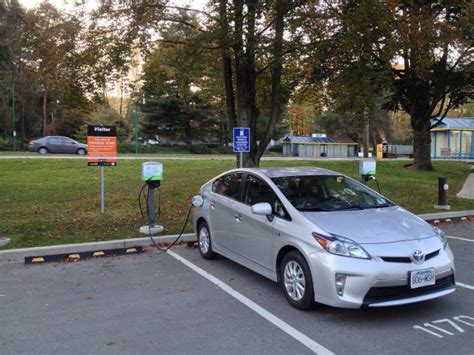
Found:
<box><xmin>218</xmin><ymin>0</ymin><xmax>237</xmax><ymax>130</ymax></box>
<box><xmin>185</xmin><ymin>123</ymin><xmax>192</xmax><ymax>148</ymax></box>
<box><xmin>412</xmin><ymin>119</ymin><xmax>433</xmax><ymax>170</ymax></box>
<box><xmin>119</xmin><ymin>79</ymin><xmax>124</xmax><ymax>116</ymax></box>
<box><xmin>233</xmin><ymin>0</ymin><xmax>258</xmax><ymax>168</ymax></box>
<box><xmin>20</xmin><ymin>100</ymin><xmax>25</xmax><ymax>140</ymax></box>
<box><xmin>255</xmin><ymin>0</ymin><xmax>285</xmax><ymax>166</ymax></box>
<box><xmin>363</xmin><ymin>119</ymin><xmax>370</xmax><ymax>158</ymax></box>
<box><xmin>371</xmin><ymin>132</ymin><xmax>378</xmax><ymax>153</ymax></box>
<box><xmin>42</xmin><ymin>88</ymin><xmax>47</xmax><ymax>136</ymax></box>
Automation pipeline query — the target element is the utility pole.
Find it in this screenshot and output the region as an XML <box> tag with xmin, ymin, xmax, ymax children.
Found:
<box><xmin>11</xmin><ymin>70</ymin><xmax>16</xmax><ymax>152</ymax></box>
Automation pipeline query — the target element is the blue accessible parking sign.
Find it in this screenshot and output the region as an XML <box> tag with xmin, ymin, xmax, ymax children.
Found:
<box><xmin>233</xmin><ymin>127</ymin><xmax>250</xmax><ymax>152</ymax></box>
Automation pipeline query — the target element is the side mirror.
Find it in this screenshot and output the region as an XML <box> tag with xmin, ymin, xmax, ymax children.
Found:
<box><xmin>251</xmin><ymin>202</ymin><xmax>272</xmax><ymax>216</ymax></box>
<box><xmin>192</xmin><ymin>195</ymin><xmax>204</xmax><ymax>207</ymax></box>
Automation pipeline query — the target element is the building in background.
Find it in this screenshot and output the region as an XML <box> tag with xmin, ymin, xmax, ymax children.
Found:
<box><xmin>431</xmin><ymin>117</ymin><xmax>474</xmax><ymax>159</ymax></box>
<box><xmin>282</xmin><ymin>134</ymin><xmax>358</xmax><ymax>158</ymax></box>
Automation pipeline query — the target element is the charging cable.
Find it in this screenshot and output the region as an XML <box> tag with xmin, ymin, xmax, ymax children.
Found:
<box><xmin>367</xmin><ymin>176</ymin><xmax>381</xmax><ymax>194</ymax></box>
<box><xmin>138</xmin><ymin>182</ymin><xmax>193</xmax><ymax>252</ymax></box>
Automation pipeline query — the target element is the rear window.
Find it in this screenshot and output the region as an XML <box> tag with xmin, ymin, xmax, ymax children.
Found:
<box><xmin>212</xmin><ymin>173</ymin><xmax>243</xmax><ymax>200</ymax></box>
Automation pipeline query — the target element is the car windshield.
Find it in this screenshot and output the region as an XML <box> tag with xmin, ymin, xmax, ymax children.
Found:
<box><xmin>271</xmin><ymin>175</ymin><xmax>393</xmax><ymax>212</ymax></box>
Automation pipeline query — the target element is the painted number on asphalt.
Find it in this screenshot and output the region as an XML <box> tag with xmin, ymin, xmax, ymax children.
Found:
<box><xmin>414</xmin><ymin>316</ymin><xmax>474</xmax><ymax>338</ymax></box>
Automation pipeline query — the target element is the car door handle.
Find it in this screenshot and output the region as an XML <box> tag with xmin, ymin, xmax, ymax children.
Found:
<box><xmin>273</xmin><ymin>231</ymin><xmax>281</xmax><ymax>236</ymax></box>
<box><xmin>210</xmin><ymin>203</ymin><xmax>216</xmax><ymax>209</ymax></box>
<box><xmin>234</xmin><ymin>214</ymin><xmax>242</xmax><ymax>222</ymax></box>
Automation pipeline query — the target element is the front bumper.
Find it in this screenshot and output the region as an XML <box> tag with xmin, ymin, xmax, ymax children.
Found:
<box><xmin>308</xmin><ymin>245</ymin><xmax>455</xmax><ymax>309</ymax></box>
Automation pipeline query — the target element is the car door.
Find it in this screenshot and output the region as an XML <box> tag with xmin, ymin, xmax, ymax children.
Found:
<box><xmin>46</xmin><ymin>137</ymin><xmax>62</xmax><ymax>153</ymax></box>
<box><xmin>59</xmin><ymin>137</ymin><xmax>76</xmax><ymax>154</ymax></box>
<box><xmin>208</xmin><ymin>172</ymin><xmax>244</xmax><ymax>253</ymax></box>
<box><xmin>232</xmin><ymin>174</ymin><xmax>290</xmax><ymax>271</ymax></box>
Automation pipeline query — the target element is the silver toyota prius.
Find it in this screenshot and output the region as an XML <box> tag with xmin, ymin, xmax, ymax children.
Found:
<box><xmin>192</xmin><ymin>167</ymin><xmax>455</xmax><ymax>310</ymax></box>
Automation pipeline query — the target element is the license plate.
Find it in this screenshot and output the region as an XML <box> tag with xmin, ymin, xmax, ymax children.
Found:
<box><xmin>410</xmin><ymin>268</ymin><xmax>436</xmax><ymax>289</ymax></box>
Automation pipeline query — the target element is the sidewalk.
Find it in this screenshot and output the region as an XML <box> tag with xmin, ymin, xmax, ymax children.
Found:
<box><xmin>457</xmin><ymin>165</ymin><xmax>474</xmax><ymax>199</ymax></box>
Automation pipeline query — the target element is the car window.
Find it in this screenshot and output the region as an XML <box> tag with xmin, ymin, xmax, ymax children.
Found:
<box><xmin>272</xmin><ymin>175</ymin><xmax>392</xmax><ymax>211</ymax></box>
<box><xmin>59</xmin><ymin>137</ymin><xmax>74</xmax><ymax>144</ymax></box>
<box><xmin>47</xmin><ymin>137</ymin><xmax>61</xmax><ymax>144</ymax></box>
<box><xmin>244</xmin><ymin>175</ymin><xmax>289</xmax><ymax>220</ymax></box>
<box><xmin>212</xmin><ymin>173</ymin><xmax>243</xmax><ymax>200</ymax></box>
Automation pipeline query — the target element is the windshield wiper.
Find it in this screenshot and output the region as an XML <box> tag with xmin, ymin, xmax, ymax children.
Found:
<box><xmin>364</xmin><ymin>203</ymin><xmax>393</xmax><ymax>209</ymax></box>
<box><xmin>331</xmin><ymin>204</ymin><xmax>365</xmax><ymax>211</ymax></box>
<box><xmin>297</xmin><ymin>207</ymin><xmax>333</xmax><ymax>212</ymax></box>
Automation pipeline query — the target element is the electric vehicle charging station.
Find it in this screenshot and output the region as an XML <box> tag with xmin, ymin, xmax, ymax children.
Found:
<box><xmin>139</xmin><ymin>162</ymin><xmax>164</xmax><ymax>235</ymax></box>
<box><xmin>359</xmin><ymin>159</ymin><xmax>376</xmax><ymax>185</ymax></box>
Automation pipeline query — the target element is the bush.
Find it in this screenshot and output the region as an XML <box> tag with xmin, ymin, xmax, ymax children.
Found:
<box><xmin>215</xmin><ymin>146</ymin><xmax>234</xmax><ymax>154</ymax></box>
<box><xmin>117</xmin><ymin>143</ymin><xmax>191</xmax><ymax>154</ymax></box>
<box><xmin>0</xmin><ymin>136</ymin><xmax>27</xmax><ymax>151</ymax></box>
<box><xmin>269</xmin><ymin>144</ymin><xmax>283</xmax><ymax>153</ymax></box>
<box><xmin>189</xmin><ymin>145</ymin><xmax>212</xmax><ymax>154</ymax></box>
<box><xmin>116</xmin><ymin>143</ymin><xmax>234</xmax><ymax>155</ymax></box>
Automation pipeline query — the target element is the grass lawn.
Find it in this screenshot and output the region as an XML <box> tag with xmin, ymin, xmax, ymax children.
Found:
<box><xmin>0</xmin><ymin>159</ymin><xmax>472</xmax><ymax>249</ymax></box>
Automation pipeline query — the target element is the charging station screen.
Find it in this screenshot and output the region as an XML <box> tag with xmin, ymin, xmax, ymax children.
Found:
<box><xmin>87</xmin><ymin>125</ymin><xmax>117</xmax><ymax>166</ymax></box>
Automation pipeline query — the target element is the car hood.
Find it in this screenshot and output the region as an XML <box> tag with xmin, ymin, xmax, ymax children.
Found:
<box><xmin>302</xmin><ymin>206</ymin><xmax>434</xmax><ymax>244</ymax></box>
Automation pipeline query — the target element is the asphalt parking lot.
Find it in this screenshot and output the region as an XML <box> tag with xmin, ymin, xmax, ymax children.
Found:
<box><xmin>1</xmin><ymin>222</ymin><xmax>473</xmax><ymax>354</ymax></box>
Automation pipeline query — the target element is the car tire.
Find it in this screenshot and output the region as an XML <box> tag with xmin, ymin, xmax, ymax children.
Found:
<box><xmin>197</xmin><ymin>221</ymin><xmax>217</xmax><ymax>260</ymax></box>
<box><xmin>77</xmin><ymin>148</ymin><xmax>86</xmax><ymax>155</ymax></box>
<box><xmin>280</xmin><ymin>251</ymin><xmax>315</xmax><ymax>310</ymax></box>
<box><xmin>38</xmin><ymin>147</ymin><xmax>48</xmax><ymax>155</ymax></box>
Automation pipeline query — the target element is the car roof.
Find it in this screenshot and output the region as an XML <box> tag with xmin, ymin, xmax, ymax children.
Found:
<box><xmin>241</xmin><ymin>167</ymin><xmax>341</xmax><ymax>178</ymax></box>
<box><xmin>41</xmin><ymin>136</ymin><xmax>69</xmax><ymax>139</ymax></box>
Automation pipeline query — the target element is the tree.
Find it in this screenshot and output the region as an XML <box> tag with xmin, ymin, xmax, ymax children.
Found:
<box><xmin>22</xmin><ymin>3</ymin><xmax>83</xmax><ymax>136</ymax></box>
<box><xmin>389</xmin><ymin>1</ymin><xmax>473</xmax><ymax>169</ymax></box>
<box><xmin>93</xmin><ymin>0</ymin><xmax>303</xmax><ymax>167</ymax></box>
<box><xmin>215</xmin><ymin>0</ymin><xmax>290</xmax><ymax>166</ymax></box>
<box><xmin>76</xmin><ymin>105</ymin><xmax>130</xmax><ymax>141</ymax></box>
<box><xmin>0</xmin><ymin>0</ymin><xmax>24</xmax><ymax>140</ymax></box>
<box><xmin>139</xmin><ymin>17</ymin><xmax>222</xmax><ymax>147</ymax></box>
<box><xmin>141</xmin><ymin>96</ymin><xmax>218</xmax><ymax>147</ymax></box>
<box><xmin>303</xmin><ymin>0</ymin><xmax>473</xmax><ymax>170</ymax></box>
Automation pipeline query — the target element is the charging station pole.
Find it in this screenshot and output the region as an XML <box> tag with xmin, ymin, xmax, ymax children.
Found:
<box><xmin>140</xmin><ymin>162</ymin><xmax>164</xmax><ymax>235</ymax></box>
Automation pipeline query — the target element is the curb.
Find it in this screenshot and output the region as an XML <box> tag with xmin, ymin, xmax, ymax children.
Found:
<box><xmin>1</xmin><ymin>209</ymin><xmax>473</xmax><ymax>264</ymax></box>
<box><xmin>418</xmin><ymin>210</ymin><xmax>474</xmax><ymax>221</ymax></box>
<box><xmin>0</xmin><ymin>233</ymin><xmax>196</xmax><ymax>263</ymax></box>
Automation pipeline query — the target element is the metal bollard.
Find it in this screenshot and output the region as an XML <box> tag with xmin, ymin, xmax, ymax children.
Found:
<box><xmin>434</xmin><ymin>177</ymin><xmax>450</xmax><ymax>210</ymax></box>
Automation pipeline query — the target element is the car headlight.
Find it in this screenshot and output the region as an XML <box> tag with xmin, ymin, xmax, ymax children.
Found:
<box><xmin>313</xmin><ymin>233</ymin><xmax>371</xmax><ymax>259</ymax></box>
<box><xmin>433</xmin><ymin>226</ymin><xmax>447</xmax><ymax>249</ymax></box>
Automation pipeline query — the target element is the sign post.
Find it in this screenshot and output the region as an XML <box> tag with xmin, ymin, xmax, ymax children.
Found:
<box><xmin>233</xmin><ymin>127</ymin><xmax>250</xmax><ymax>168</ymax></box>
<box><xmin>87</xmin><ymin>125</ymin><xmax>117</xmax><ymax>214</ymax></box>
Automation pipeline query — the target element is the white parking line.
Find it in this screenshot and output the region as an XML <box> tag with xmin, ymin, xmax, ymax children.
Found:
<box><xmin>167</xmin><ymin>249</ymin><xmax>334</xmax><ymax>355</ymax></box>
<box><xmin>447</xmin><ymin>235</ymin><xmax>474</xmax><ymax>243</ymax></box>
<box><xmin>457</xmin><ymin>282</ymin><xmax>474</xmax><ymax>291</ymax></box>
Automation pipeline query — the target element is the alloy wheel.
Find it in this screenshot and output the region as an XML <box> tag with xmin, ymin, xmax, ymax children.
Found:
<box><xmin>199</xmin><ymin>227</ymin><xmax>210</xmax><ymax>254</ymax></box>
<box><xmin>284</xmin><ymin>260</ymin><xmax>306</xmax><ymax>301</ymax></box>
